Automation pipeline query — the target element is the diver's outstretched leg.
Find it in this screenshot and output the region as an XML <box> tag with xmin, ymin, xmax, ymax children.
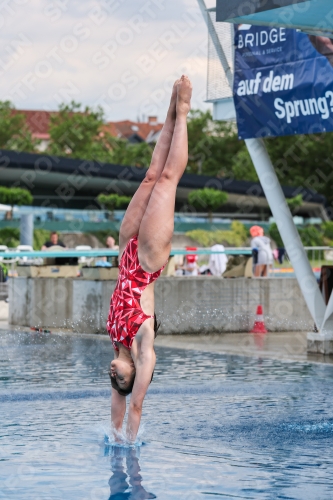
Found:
<box><xmin>118</xmin><ymin>80</ymin><xmax>179</xmax><ymax>255</ymax></box>
<box><xmin>138</xmin><ymin>75</ymin><xmax>192</xmax><ymax>272</ymax></box>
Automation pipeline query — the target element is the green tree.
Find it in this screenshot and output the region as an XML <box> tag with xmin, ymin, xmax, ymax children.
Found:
<box><xmin>188</xmin><ymin>188</ymin><xmax>228</xmax><ymax>220</ymax></box>
<box><xmin>186</xmin><ymin>221</ymin><xmax>248</xmax><ymax>247</ymax></box>
<box><xmin>0</xmin><ymin>186</ymin><xmax>33</xmax><ymax>206</ymax></box>
<box><xmin>97</xmin><ymin>193</ymin><xmax>131</xmax><ymax>216</ymax></box>
<box><xmin>186</xmin><ymin>110</ymin><xmax>333</xmax><ymax>213</ymax></box>
<box><xmin>268</xmin><ymin>223</ymin><xmax>284</xmax><ymax>247</ymax></box>
<box><xmin>264</xmin><ymin>133</ymin><xmax>333</xmax><ymax>208</ymax></box>
<box><xmin>107</xmin><ymin>136</ymin><xmax>152</xmax><ymax>167</ymax></box>
<box><xmin>0</xmin><ymin>228</ymin><xmax>49</xmax><ymax>249</ymax></box>
<box><xmin>230</xmin><ymin>148</ymin><xmax>258</xmax><ymax>182</ymax></box>
<box><xmin>322</xmin><ymin>221</ymin><xmax>333</xmax><ymax>241</ymax></box>
<box><xmin>286</xmin><ymin>194</ymin><xmax>303</xmax><ymax>214</ymax></box>
<box><xmin>33</xmin><ymin>229</ymin><xmax>51</xmax><ymax>250</ymax></box>
<box><xmin>46</xmin><ymin>101</ymin><xmax>153</xmax><ymax>167</ymax></box>
<box><xmin>0</xmin><ymin>186</ymin><xmax>33</xmax><ymax>218</ymax></box>
<box><xmin>47</xmin><ymin>101</ymin><xmax>109</xmax><ymax>160</ymax></box>
<box><xmin>0</xmin><ymin>228</ymin><xmax>20</xmax><ymax>247</ymax></box>
<box><xmin>187</xmin><ymin>109</ymin><xmax>242</xmax><ymax>176</ymax></box>
<box><xmin>298</xmin><ymin>225</ymin><xmax>324</xmax><ymax>246</ymax></box>
<box><xmin>0</xmin><ymin>101</ymin><xmax>38</xmax><ymax>152</ymax></box>
<box><xmin>269</xmin><ymin>222</ymin><xmax>325</xmax><ymax>249</ymax></box>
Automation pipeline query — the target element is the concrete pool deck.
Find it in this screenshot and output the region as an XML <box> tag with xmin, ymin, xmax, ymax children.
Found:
<box><xmin>0</xmin><ymin>299</ymin><xmax>331</xmax><ymax>365</ymax></box>
<box><xmin>154</xmin><ymin>331</ymin><xmax>332</xmax><ymax>364</ymax></box>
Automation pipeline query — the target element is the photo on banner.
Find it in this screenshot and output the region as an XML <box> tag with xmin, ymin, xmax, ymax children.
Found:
<box><xmin>233</xmin><ymin>24</ymin><xmax>333</xmax><ymax>139</ymax></box>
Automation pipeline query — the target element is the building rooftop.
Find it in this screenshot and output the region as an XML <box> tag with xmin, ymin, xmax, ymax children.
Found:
<box><xmin>13</xmin><ymin>109</ymin><xmax>53</xmax><ymax>140</ymax></box>
<box><xmin>103</xmin><ymin>118</ymin><xmax>163</xmax><ymax>143</ymax></box>
<box><xmin>13</xmin><ymin>109</ymin><xmax>163</xmax><ymax>143</ymax></box>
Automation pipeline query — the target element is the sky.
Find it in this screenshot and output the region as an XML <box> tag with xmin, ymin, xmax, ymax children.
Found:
<box><xmin>0</xmin><ymin>0</ymin><xmax>213</xmax><ymax>122</ymax></box>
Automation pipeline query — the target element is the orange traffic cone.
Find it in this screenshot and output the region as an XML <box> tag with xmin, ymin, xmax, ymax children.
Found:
<box><xmin>250</xmin><ymin>305</ymin><xmax>267</xmax><ymax>333</ymax></box>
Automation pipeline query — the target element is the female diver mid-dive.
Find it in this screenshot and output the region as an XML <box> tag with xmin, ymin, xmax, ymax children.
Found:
<box><xmin>106</xmin><ymin>75</ymin><xmax>192</xmax><ymax>442</ymax></box>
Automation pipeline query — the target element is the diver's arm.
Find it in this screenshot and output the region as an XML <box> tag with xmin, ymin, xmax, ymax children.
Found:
<box><xmin>126</xmin><ymin>349</ymin><xmax>156</xmax><ymax>442</ymax></box>
<box><xmin>111</xmin><ymin>387</ymin><xmax>126</xmax><ymax>434</ymax></box>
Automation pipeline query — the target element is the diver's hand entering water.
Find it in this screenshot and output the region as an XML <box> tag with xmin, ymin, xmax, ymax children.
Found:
<box><xmin>126</xmin><ymin>349</ymin><xmax>156</xmax><ymax>442</ymax></box>
<box><xmin>126</xmin><ymin>401</ymin><xmax>143</xmax><ymax>444</ymax></box>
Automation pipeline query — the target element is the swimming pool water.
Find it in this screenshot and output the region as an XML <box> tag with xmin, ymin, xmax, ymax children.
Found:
<box><xmin>1</xmin><ymin>330</ymin><xmax>333</xmax><ymax>499</ymax></box>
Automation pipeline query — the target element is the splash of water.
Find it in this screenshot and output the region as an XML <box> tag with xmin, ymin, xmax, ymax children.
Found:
<box><xmin>103</xmin><ymin>424</ymin><xmax>145</xmax><ymax>450</ymax></box>
<box><xmin>283</xmin><ymin>420</ymin><xmax>333</xmax><ymax>434</ymax></box>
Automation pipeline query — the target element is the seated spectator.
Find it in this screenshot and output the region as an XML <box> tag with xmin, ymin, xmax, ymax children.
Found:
<box><xmin>209</xmin><ymin>244</ymin><xmax>228</xmax><ymax>276</ymax></box>
<box><xmin>176</xmin><ymin>256</ymin><xmax>199</xmax><ymax>276</ymax></box>
<box><xmin>176</xmin><ymin>248</ymin><xmax>199</xmax><ymax>276</ymax></box>
<box><xmin>103</xmin><ymin>235</ymin><xmax>119</xmax><ymax>267</ymax></box>
<box><xmin>198</xmin><ymin>245</ymin><xmax>228</xmax><ymax>276</ymax></box>
<box><xmin>184</xmin><ymin>247</ymin><xmax>198</xmax><ymax>275</ymax></box>
<box><xmin>41</xmin><ymin>231</ymin><xmax>66</xmax><ymax>250</ymax></box>
<box><xmin>184</xmin><ymin>261</ymin><xmax>199</xmax><ymax>275</ymax></box>
<box><xmin>106</xmin><ymin>235</ymin><xmax>119</xmax><ymax>250</ymax></box>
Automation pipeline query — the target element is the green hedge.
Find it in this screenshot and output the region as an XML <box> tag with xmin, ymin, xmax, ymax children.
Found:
<box><xmin>268</xmin><ymin>222</ymin><xmax>327</xmax><ymax>248</ymax></box>
<box><xmin>0</xmin><ymin>228</ymin><xmax>50</xmax><ymax>250</ymax></box>
<box><xmin>268</xmin><ymin>222</ymin><xmax>329</xmax><ymax>260</ymax></box>
<box><xmin>186</xmin><ymin>221</ymin><xmax>248</xmax><ymax>247</ymax></box>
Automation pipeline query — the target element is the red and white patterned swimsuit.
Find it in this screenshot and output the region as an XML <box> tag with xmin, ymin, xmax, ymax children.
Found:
<box><xmin>106</xmin><ymin>235</ymin><xmax>165</xmax><ymax>351</ymax></box>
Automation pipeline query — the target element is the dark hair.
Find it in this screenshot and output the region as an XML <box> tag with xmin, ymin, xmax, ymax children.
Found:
<box><xmin>109</xmin><ymin>314</ymin><xmax>160</xmax><ymax>396</ymax></box>
<box><xmin>110</xmin><ymin>370</ymin><xmax>135</xmax><ymax>397</ymax></box>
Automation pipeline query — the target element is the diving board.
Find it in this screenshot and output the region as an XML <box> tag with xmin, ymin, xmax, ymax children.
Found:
<box><xmin>216</xmin><ymin>0</ymin><xmax>333</xmax><ymax>37</ymax></box>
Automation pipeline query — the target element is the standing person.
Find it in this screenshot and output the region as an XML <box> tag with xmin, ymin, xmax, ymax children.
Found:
<box><xmin>106</xmin><ymin>75</ymin><xmax>192</xmax><ymax>443</ymax></box>
<box><xmin>250</xmin><ymin>226</ymin><xmax>273</xmax><ymax>277</ymax></box>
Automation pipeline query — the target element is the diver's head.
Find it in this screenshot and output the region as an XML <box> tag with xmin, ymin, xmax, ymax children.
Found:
<box><xmin>109</xmin><ymin>315</ymin><xmax>160</xmax><ymax>396</ymax></box>
<box><xmin>110</xmin><ymin>358</ymin><xmax>136</xmax><ymax>396</ymax></box>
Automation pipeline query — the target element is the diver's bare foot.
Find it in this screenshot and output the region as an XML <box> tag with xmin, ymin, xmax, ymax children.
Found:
<box><xmin>167</xmin><ymin>79</ymin><xmax>179</xmax><ymax>120</ymax></box>
<box><xmin>176</xmin><ymin>75</ymin><xmax>192</xmax><ymax>115</ymax></box>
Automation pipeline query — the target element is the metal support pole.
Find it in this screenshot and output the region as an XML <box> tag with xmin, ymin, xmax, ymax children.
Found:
<box><xmin>245</xmin><ymin>138</ymin><xmax>331</xmax><ymax>332</ymax></box>
<box><xmin>20</xmin><ymin>214</ymin><xmax>33</xmax><ymax>247</ymax></box>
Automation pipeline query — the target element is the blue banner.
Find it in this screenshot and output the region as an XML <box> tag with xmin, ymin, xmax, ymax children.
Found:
<box><xmin>233</xmin><ymin>24</ymin><xmax>333</xmax><ymax>139</ymax></box>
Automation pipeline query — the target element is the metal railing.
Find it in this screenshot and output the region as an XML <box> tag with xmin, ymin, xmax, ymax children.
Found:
<box><xmin>272</xmin><ymin>247</ymin><xmax>333</xmax><ymax>270</ymax></box>
<box><xmin>0</xmin><ymin>246</ymin><xmax>331</xmax><ymax>259</ymax></box>
<box><xmin>303</xmin><ymin>247</ymin><xmax>332</xmax><ymax>267</ymax></box>
<box><xmin>0</xmin><ymin>248</ymin><xmax>252</xmax><ymax>259</ymax></box>
<box><xmin>0</xmin><ymin>247</ymin><xmax>332</xmax><ymax>273</ymax></box>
